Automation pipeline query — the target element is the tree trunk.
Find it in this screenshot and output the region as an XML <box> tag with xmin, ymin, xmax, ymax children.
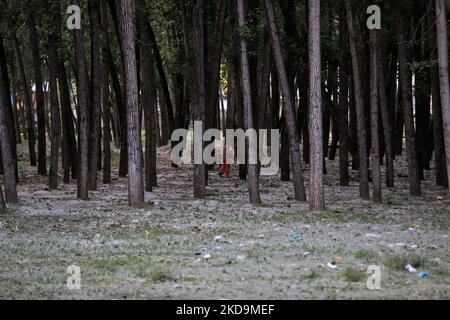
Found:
<box><xmin>12</xmin><ymin>34</ymin><xmax>36</xmax><ymax>166</ymax></box>
<box><xmin>265</xmin><ymin>0</ymin><xmax>306</xmax><ymax>201</ymax></box>
<box><xmin>435</xmin><ymin>0</ymin><xmax>450</xmax><ymax>194</ymax></box>
<box><xmin>397</xmin><ymin>14</ymin><xmax>422</xmax><ymax>196</ymax></box>
<box><xmin>237</xmin><ymin>0</ymin><xmax>261</xmax><ymax>205</ymax></box>
<box><xmin>73</xmin><ymin>0</ymin><xmax>90</xmax><ymax>200</ymax></box>
<box><xmin>308</xmin><ymin>0</ymin><xmax>325</xmax><ymax>211</ymax></box>
<box><xmin>28</xmin><ymin>12</ymin><xmax>47</xmax><ymax>175</ymax></box>
<box><xmin>345</xmin><ymin>1</ymin><xmax>370</xmax><ymax>200</ymax></box>
<box><xmin>370</xmin><ymin>30</ymin><xmax>382</xmax><ymax>203</ymax></box>
<box><xmin>88</xmin><ymin>0</ymin><xmax>102</xmax><ymax>191</ymax></box>
<box><xmin>0</xmin><ymin>36</ymin><xmax>18</xmax><ymax>203</ymax></box>
<box><xmin>47</xmin><ymin>35</ymin><xmax>61</xmax><ymax>190</ymax></box>
<box><xmin>138</xmin><ymin>0</ymin><xmax>158</xmax><ymax>192</ymax></box>
<box><xmin>338</xmin><ymin>2</ymin><xmax>349</xmax><ymax>186</ymax></box>
<box><xmin>376</xmin><ymin>31</ymin><xmax>394</xmax><ymax>188</ymax></box>
<box><xmin>118</xmin><ymin>0</ymin><xmax>145</xmax><ymax>206</ymax></box>
<box><xmin>429</xmin><ymin>0</ymin><xmax>447</xmax><ymax>187</ymax></box>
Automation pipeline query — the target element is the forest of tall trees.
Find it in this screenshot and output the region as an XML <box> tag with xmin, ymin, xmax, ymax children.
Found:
<box><xmin>1</xmin><ymin>0</ymin><xmax>449</xmax><ymax>211</ymax></box>
<box><xmin>0</xmin><ymin>0</ymin><xmax>449</xmax><ymax>302</ymax></box>
<box><xmin>0</xmin><ymin>0</ymin><xmax>450</xmax><ymax>211</ymax></box>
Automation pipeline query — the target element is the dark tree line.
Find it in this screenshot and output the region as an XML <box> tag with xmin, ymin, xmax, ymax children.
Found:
<box><xmin>0</xmin><ymin>0</ymin><xmax>450</xmax><ymax>213</ymax></box>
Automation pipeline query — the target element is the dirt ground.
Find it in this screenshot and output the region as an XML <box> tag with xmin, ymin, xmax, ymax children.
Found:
<box><xmin>0</xmin><ymin>143</ymin><xmax>449</xmax><ymax>300</ymax></box>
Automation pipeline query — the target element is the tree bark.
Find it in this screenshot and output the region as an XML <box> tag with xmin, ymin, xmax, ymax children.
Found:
<box><xmin>192</xmin><ymin>0</ymin><xmax>206</xmax><ymax>198</ymax></box>
<box><xmin>137</xmin><ymin>0</ymin><xmax>158</xmax><ymax>192</ymax></box>
<box><xmin>12</xmin><ymin>33</ymin><xmax>36</xmax><ymax>166</ymax></box>
<box><xmin>435</xmin><ymin>0</ymin><xmax>450</xmax><ymax>194</ymax></box>
<box><xmin>28</xmin><ymin>12</ymin><xmax>47</xmax><ymax>175</ymax></box>
<box><xmin>397</xmin><ymin>14</ymin><xmax>422</xmax><ymax>196</ymax></box>
<box><xmin>428</xmin><ymin>0</ymin><xmax>447</xmax><ymax>187</ymax></box>
<box><xmin>237</xmin><ymin>0</ymin><xmax>261</xmax><ymax>205</ymax></box>
<box><xmin>73</xmin><ymin>0</ymin><xmax>90</xmax><ymax>200</ymax></box>
<box><xmin>47</xmin><ymin>35</ymin><xmax>61</xmax><ymax>190</ymax></box>
<box><xmin>370</xmin><ymin>30</ymin><xmax>382</xmax><ymax>203</ymax></box>
<box><xmin>88</xmin><ymin>0</ymin><xmax>102</xmax><ymax>191</ymax></box>
<box><xmin>338</xmin><ymin>2</ymin><xmax>349</xmax><ymax>186</ymax></box>
<box><xmin>265</xmin><ymin>0</ymin><xmax>306</xmax><ymax>201</ymax></box>
<box><xmin>376</xmin><ymin>31</ymin><xmax>394</xmax><ymax>188</ymax></box>
<box><xmin>0</xmin><ymin>36</ymin><xmax>17</xmax><ymax>203</ymax></box>
<box><xmin>345</xmin><ymin>1</ymin><xmax>370</xmax><ymax>200</ymax></box>
<box><xmin>308</xmin><ymin>0</ymin><xmax>325</xmax><ymax>211</ymax></box>
<box><xmin>118</xmin><ymin>0</ymin><xmax>145</xmax><ymax>206</ymax></box>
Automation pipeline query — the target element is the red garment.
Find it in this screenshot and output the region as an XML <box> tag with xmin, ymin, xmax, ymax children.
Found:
<box><xmin>219</xmin><ymin>147</ymin><xmax>231</xmax><ymax>177</ymax></box>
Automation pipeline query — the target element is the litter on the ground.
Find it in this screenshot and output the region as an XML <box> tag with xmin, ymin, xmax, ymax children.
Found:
<box><xmin>214</xmin><ymin>235</ymin><xmax>223</xmax><ymax>241</ymax></box>
<box><xmin>327</xmin><ymin>262</ymin><xmax>337</xmax><ymax>270</ymax></box>
<box><xmin>418</xmin><ymin>272</ymin><xmax>430</xmax><ymax>279</ymax></box>
<box><xmin>290</xmin><ymin>230</ymin><xmax>305</xmax><ymax>243</ymax></box>
<box><xmin>404</xmin><ymin>264</ymin><xmax>417</xmax><ymax>273</ymax></box>
<box><xmin>335</xmin><ymin>256</ymin><xmax>344</xmax><ymax>262</ymax></box>
<box><xmin>303</xmin><ymin>252</ymin><xmax>311</xmax><ymax>257</ymax></box>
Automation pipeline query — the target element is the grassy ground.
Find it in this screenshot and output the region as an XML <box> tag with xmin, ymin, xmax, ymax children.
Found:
<box><xmin>0</xmin><ymin>144</ymin><xmax>449</xmax><ymax>299</ymax></box>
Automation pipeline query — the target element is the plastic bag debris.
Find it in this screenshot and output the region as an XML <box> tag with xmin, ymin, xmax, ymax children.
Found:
<box><xmin>404</xmin><ymin>264</ymin><xmax>417</xmax><ymax>273</ymax></box>
<box><xmin>327</xmin><ymin>262</ymin><xmax>337</xmax><ymax>270</ymax></box>
<box><xmin>418</xmin><ymin>272</ymin><xmax>430</xmax><ymax>279</ymax></box>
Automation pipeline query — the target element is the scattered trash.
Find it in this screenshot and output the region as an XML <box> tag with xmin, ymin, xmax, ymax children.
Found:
<box><xmin>236</xmin><ymin>255</ymin><xmax>246</xmax><ymax>261</ymax></box>
<box><xmin>290</xmin><ymin>230</ymin><xmax>305</xmax><ymax>243</ymax></box>
<box><xmin>202</xmin><ymin>254</ymin><xmax>211</xmax><ymax>260</ymax></box>
<box><xmin>335</xmin><ymin>256</ymin><xmax>344</xmax><ymax>262</ymax></box>
<box><xmin>144</xmin><ymin>230</ymin><xmax>151</xmax><ymax>238</ymax></box>
<box><xmin>387</xmin><ymin>242</ymin><xmax>407</xmax><ymax>248</ymax></box>
<box><xmin>214</xmin><ymin>235</ymin><xmax>224</xmax><ymax>241</ymax></box>
<box><xmin>418</xmin><ymin>272</ymin><xmax>430</xmax><ymax>279</ymax></box>
<box><xmin>408</xmin><ymin>224</ymin><xmax>420</xmax><ymax>232</ymax></box>
<box><xmin>365</xmin><ymin>233</ymin><xmax>381</xmax><ymax>239</ymax></box>
<box><xmin>303</xmin><ymin>252</ymin><xmax>311</xmax><ymax>257</ymax></box>
<box><xmin>404</xmin><ymin>264</ymin><xmax>417</xmax><ymax>273</ymax></box>
<box><xmin>327</xmin><ymin>262</ymin><xmax>337</xmax><ymax>270</ymax></box>
<box><xmin>257</xmin><ymin>234</ymin><xmax>265</xmax><ymax>239</ymax></box>
<box><xmin>409</xmin><ymin>245</ymin><xmax>418</xmax><ymax>249</ymax></box>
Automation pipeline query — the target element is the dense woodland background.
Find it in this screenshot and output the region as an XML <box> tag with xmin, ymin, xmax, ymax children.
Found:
<box><xmin>0</xmin><ymin>0</ymin><xmax>450</xmax><ymax>212</ymax></box>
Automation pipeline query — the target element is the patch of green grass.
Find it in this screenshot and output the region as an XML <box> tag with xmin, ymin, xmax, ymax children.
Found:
<box><xmin>341</xmin><ymin>268</ymin><xmax>364</xmax><ymax>282</ymax></box>
<box><xmin>146</xmin><ymin>265</ymin><xmax>176</xmax><ymax>283</ymax></box>
<box><xmin>133</xmin><ymin>202</ymin><xmax>155</xmax><ymax>210</ymax></box>
<box><xmin>354</xmin><ymin>249</ymin><xmax>379</xmax><ymax>263</ymax></box>
<box><xmin>304</xmin><ymin>270</ymin><xmax>320</xmax><ymax>280</ymax></box>
<box><xmin>384</xmin><ymin>254</ymin><xmax>425</xmax><ymax>271</ymax></box>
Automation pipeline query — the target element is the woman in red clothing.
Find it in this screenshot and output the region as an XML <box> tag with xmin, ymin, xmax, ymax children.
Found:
<box><xmin>219</xmin><ymin>145</ymin><xmax>231</xmax><ymax>177</ymax></box>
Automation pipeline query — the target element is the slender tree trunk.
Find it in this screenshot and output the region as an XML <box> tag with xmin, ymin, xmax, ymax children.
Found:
<box><xmin>376</xmin><ymin>31</ymin><xmax>394</xmax><ymax>188</ymax></box>
<box><xmin>435</xmin><ymin>0</ymin><xmax>450</xmax><ymax>194</ymax></box>
<box><xmin>88</xmin><ymin>0</ymin><xmax>102</xmax><ymax>191</ymax></box>
<box><xmin>429</xmin><ymin>0</ymin><xmax>447</xmax><ymax>187</ymax></box>
<box><xmin>28</xmin><ymin>13</ymin><xmax>46</xmax><ymax>175</ymax></box>
<box><xmin>308</xmin><ymin>0</ymin><xmax>324</xmax><ymax>211</ymax></box>
<box><xmin>47</xmin><ymin>35</ymin><xmax>61</xmax><ymax>190</ymax></box>
<box><xmin>397</xmin><ymin>14</ymin><xmax>422</xmax><ymax>196</ymax></box>
<box><xmin>0</xmin><ymin>183</ymin><xmax>5</xmax><ymax>213</ymax></box>
<box><xmin>73</xmin><ymin>0</ymin><xmax>90</xmax><ymax>200</ymax></box>
<box><xmin>237</xmin><ymin>0</ymin><xmax>261</xmax><ymax>205</ymax></box>
<box><xmin>192</xmin><ymin>0</ymin><xmax>206</xmax><ymax>198</ymax></box>
<box><xmin>265</xmin><ymin>0</ymin><xmax>306</xmax><ymax>201</ymax></box>
<box><xmin>118</xmin><ymin>0</ymin><xmax>145</xmax><ymax>206</ymax></box>
<box><xmin>138</xmin><ymin>0</ymin><xmax>158</xmax><ymax>192</ymax></box>
<box><xmin>58</xmin><ymin>60</ymin><xmax>73</xmax><ymax>184</ymax></box>
<box><xmin>338</xmin><ymin>2</ymin><xmax>349</xmax><ymax>186</ymax></box>
<box><xmin>12</xmin><ymin>34</ymin><xmax>36</xmax><ymax>166</ymax></box>
<box><xmin>345</xmin><ymin>1</ymin><xmax>370</xmax><ymax>200</ymax></box>
<box><xmin>0</xmin><ymin>36</ymin><xmax>17</xmax><ymax>203</ymax></box>
<box><xmin>370</xmin><ymin>30</ymin><xmax>382</xmax><ymax>203</ymax></box>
